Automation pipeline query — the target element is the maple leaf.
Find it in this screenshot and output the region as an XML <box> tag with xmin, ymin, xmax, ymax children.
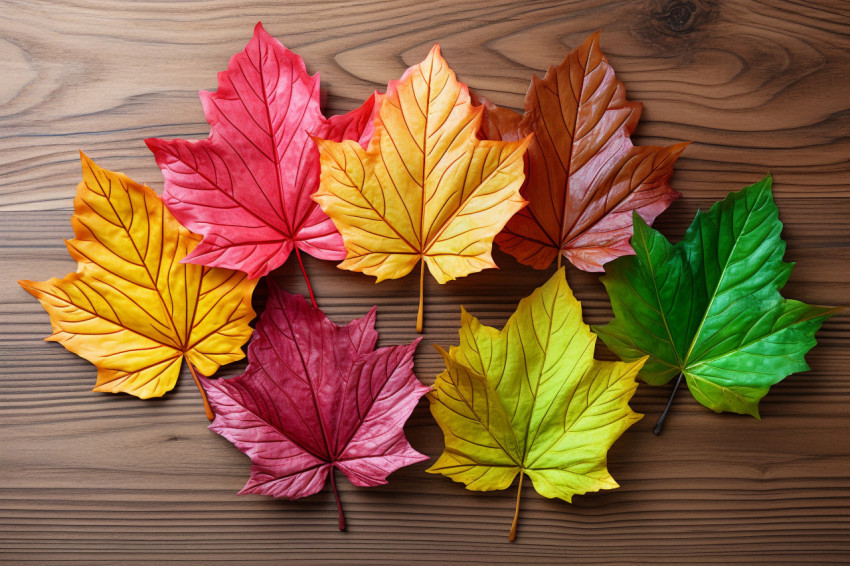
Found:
<box><xmin>203</xmin><ymin>283</ymin><xmax>429</xmax><ymax>529</ymax></box>
<box><xmin>427</xmin><ymin>268</ymin><xmax>644</xmax><ymax>541</ymax></box>
<box><xmin>475</xmin><ymin>32</ymin><xmax>689</xmax><ymax>272</ymax></box>
<box><xmin>19</xmin><ymin>153</ymin><xmax>257</xmax><ymax>419</ymax></box>
<box><xmin>593</xmin><ymin>176</ymin><xmax>841</xmax><ymax>431</ymax></box>
<box><xmin>145</xmin><ymin>22</ymin><xmax>376</xmax><ymax>304</ymax></box>
<box><xmin>312</xmin><ymin>45</ymin><xmax>532</xmax><ymax>332</ymax></box>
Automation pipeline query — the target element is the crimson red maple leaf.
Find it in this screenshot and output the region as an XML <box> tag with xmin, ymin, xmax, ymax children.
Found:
<box><xmin>203</xmin><ymin>284</ymin><xmax>429</xmax><ymax>529</ymax></box>
<box><xmin>146</xmin><ymin>23</ymin><xmax>375</xmax><ymax>302</ymax></box>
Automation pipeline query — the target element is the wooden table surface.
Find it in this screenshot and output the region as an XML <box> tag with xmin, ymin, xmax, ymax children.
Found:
<box><xmin>1</xmin><ymin>0</ymin><xmax>848</xmax><ymax>563</ymax></box>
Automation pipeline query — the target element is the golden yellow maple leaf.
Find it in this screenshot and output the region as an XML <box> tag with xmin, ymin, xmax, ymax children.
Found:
<box><xmin>19</xmin><ymin>153</ymin><xmax>257</xmax><ymax>418</ymax></box>
<box><xmin>313</xmin><ymin>45</ymin><xmax>532</xmax><ymax>331</ymax></box>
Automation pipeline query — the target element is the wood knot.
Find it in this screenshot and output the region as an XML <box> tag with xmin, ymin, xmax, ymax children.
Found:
<box><xmin>660</xmin><ymin>1</ymin><xmax>699</xmax><ymax>33</ymax></box>
<box><xmin>633</xmin><ymin>0</ymin><xmax>719</xmax><ymax>48</ymax></box>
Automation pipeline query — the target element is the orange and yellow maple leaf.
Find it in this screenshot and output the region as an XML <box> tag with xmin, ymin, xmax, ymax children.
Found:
<box><xmin>313</xmin><ymin>45</ymin><xmax>532</xmax><ymax>331</ymax></box>
<box><xmin>19</xmin><ymin>153</ymin><xmax>257</xmax><ymax>418</ymax></box>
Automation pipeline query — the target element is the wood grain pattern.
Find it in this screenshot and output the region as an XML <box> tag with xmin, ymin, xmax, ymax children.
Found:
<box><xmin>1</xmin><ymin>0</ymin><xmax>848</xmax><ymax>563</ymax></box>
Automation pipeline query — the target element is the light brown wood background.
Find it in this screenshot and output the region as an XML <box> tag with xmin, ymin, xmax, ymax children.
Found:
<box><xmin>1</xmin><ymin>0</ymin><xmax>848</xmax><ymax>563</ymax></box>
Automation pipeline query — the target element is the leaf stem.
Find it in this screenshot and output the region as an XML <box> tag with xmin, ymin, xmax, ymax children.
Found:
<box><xmin>186</xmin><ymin>361</ymin><xmax>214</xmax><ymax>422</ymax></box>
<box><xmin>416</xmin><ymin>258</ymin><xmax>425</xmax><ymax>333</ymax></box>
<box><xmin>654</xmin><ymin>372</ymin><xmax>684</xmax><ymax>435</ymax></box>
<box><xmin>294</xmin><ymin>247</ymin><xmax>317</xmax><ymax>308</ymax></box>
<box><xmin>330</xmin><ymin>466</ymin><xmax>345</xmax><ymax>531</ymax></box>
<box><xmin>509</xmin><ymin>471</ymin><xmax>524</xmax><ymax>542</ymax></box>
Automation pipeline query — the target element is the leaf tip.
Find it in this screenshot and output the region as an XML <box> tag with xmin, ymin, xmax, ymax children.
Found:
<box><xmin>78</xmin><ymin>150</ymin><xmax>95</xmax><ymax>173</ymax></box>
<box><xmin>633</xmin><ymin>354</ymin><xmax>650</xmax><ymax>373</ymax></box>
<box><xmin>517</xmin><ymin>132</ymin><xmax>534</xmax><ymax>153</ymax></box>
<box><xmin>459</xmin><ymin>305</ymin><xmax>474</xmax><ymax>324</ymax></box>
<box><xmin>251</xmin><ymin>21</ymin><xmax>278</xmax><ymax>46</ymax></box>
<box><xmin>142</xmin><ymin>137</ymin><xmax>156</xmax><ymax>151</ymax></box>
<box><xmin>629</xmin><ymin>210</ymin><xmax>654</xmax><ymax>238</ymax></box>
<box><xmin>672</xmin><ymin>140</ymin><xmax>693</xmax><ymax>153</ymax></box>
<box><xmin>433</xmin><ymin>344</ymin><xmax>451</xmax><ymax>363</ymax></box>
<box><xmin>580</xmin><ymin>29</ymin><xmax>603</xmax><ymax>54</ymax></box>
<box><xmin>742</xmin><ymin>400</ymin><xmax>763</xmax><ymax>420</ymax></box>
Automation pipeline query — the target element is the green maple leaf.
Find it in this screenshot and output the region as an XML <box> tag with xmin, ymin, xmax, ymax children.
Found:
<box><xmin>594</xmin><ymin>176</ymin><xmax>840</xmax><ymax>427</ymax></box>
<box><xmin>428</xmin><ymin>269</ymin><xmax>644</xmax><ymax>541</ymax></box>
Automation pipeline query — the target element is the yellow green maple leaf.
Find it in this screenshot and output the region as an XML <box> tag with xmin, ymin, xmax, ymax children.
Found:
<box><xmin>428</xmin><ymin>268</ymin><xmax>644</xmax><ymax>540</ymax></box>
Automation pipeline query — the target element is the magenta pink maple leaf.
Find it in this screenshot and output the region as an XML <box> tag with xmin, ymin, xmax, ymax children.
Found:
<box><xmin>146</xmin><ymin>22</ymin><xmax>375</xmax><ymax>302</ymax></box>
<box><xmin>202</xmin><ymin>284</ymin><xmax>429</xmax><ymax>529</ymax></box>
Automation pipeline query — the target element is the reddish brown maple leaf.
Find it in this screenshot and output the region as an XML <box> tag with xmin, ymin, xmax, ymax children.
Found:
<box><xmin>203</xmin><ymin>284</ymin><xmax>429</xmax><ymax>529</ymax></box>
<box><xmin>476</xmin><ymin>32</ymin><xmax>689</xmax><ymax>271</ymax></box>
<box><xmin>146</xmin><ymin>23</ymin><xmax>375</xmax><ymax>303</ymax></box>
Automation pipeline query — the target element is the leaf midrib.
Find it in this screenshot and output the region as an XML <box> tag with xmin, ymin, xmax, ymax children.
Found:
<box><xmin>681</xmin><ymin>198</ymin><xmax>760</xmax><ymax>370</ymax></box>
<box><xmin>96</xmin><ymin>173</ymin><xmax>191</xmax><ymax>353</ymax></box>
<box><xmin>418</xmin><ymin>53</ymin><xmax>433</xmax><ymax>252</ymax></box>
<box><xmin>518</xmin><ymin>289</ymin><xmax>557</xmax><ymax>465</ymax></box>
<box><xmin>326</xmin><ymin>86</ymin><xmax>525</xmax><ymax>263</ymax></box>
<box><xmin>634</xmin><ymin>224</ymin><xmax>683</xmax><ymax>369</ymax></box>
<box><xmin>278</xmin><ymin>300</ymin><xmax>335</xmax><ymax>462</ymax></box>
<box><xmin>687</xmin><ymin>305</ymin><xmax>835</xmax><ymax>370</ymax></box>
<box><xmin>255</xmin><ymin>35</ymin><xmax>296</xmax><ymax>237</ymax></box>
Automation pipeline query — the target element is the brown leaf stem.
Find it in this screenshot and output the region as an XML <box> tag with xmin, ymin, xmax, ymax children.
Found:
<box><xmin>654</xmin><ymin>372</ymin><xmax>684</xmax><ymax>435</ymax></box>
<box><xmin>294</xmin><ymin>247</ymin><xmax>318</xmax><ymax>308</ymax></box>
<box><xmin>509</xmin><ymin>471</ymin><xmax>524</xmax><ymax>542</ymax></box>
<box><xmin>186</xmin><ymin>361</ymin><xmax>215</xmax><ymax>421</ymax></box>
<box><xmin>330</xmin><ymin>466</ymin><xmax>345</xmax><ymax>531</ymax></box>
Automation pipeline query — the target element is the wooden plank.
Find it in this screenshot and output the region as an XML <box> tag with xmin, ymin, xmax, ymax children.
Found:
<box><xmin>1</xmin><ymin>0</ymin><xmax>848</xmax><ymax>562</ymax></box>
